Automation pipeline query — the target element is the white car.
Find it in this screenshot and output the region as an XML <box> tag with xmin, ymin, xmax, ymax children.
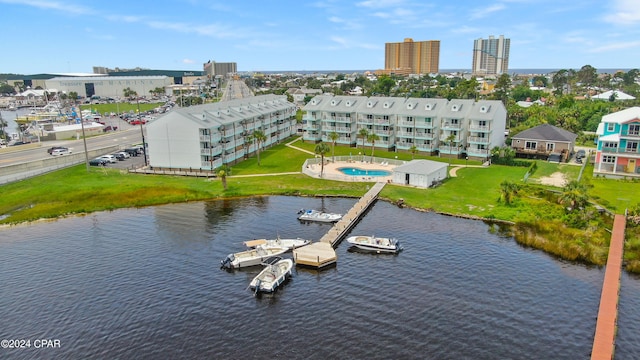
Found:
<box><xmin>115</xmin><ymin>151</ymin><xmax>130</xmax><ymax>159</ymax></box>
<box><xmin>99</xmin><ymin>154</ymin><xmax>117</xmax><ymax>163</ymax></box>
<box><xmin>51</xmin><ymin>148</ymin><xmax>72</xmax><ymax>156</ymax></box>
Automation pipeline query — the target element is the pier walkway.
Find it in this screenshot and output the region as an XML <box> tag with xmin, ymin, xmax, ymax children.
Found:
<box><xmin>293</xmin><ymin>182</ymin><xmax>386</xmax><ymax>268</ymax></box>
<box><xmin>591</xmin><ymin>214</ymin><xmax>626</xmax><ymax>360</ymax></box>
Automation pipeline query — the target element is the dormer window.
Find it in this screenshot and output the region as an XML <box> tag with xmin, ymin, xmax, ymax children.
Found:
<box><xmin>425</xmin><ymin>104</ymin><xmax>432</xmax><ymax>111</ymax></box>
<box><xmin>451</xmin><ymin>104</ymin><xmax>459</xmax><ymax>112</ymax></box>
<box><xmin>346</xmin><ymin>101</ymin><xmax>352</xmax><ymax>107</ymax></box>
<box><xmin>479</xmin><ymin>105</ymin><xmax>489</xmax><ymax>113</ymax></box>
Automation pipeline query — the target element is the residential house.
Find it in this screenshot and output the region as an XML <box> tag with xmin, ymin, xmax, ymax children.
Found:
<box><xmin>146</xmin><ymin>95</ymin><xmax>297</xmax><ymax>170</ymax></box>
<box><xmin>591</xmin><ymin>90</ymin><xmax>636</xmax><ymax>101</ymax></box>
<box><xmin>510</xmin><ymin>124</ymin><xmax>577</xmax><ymax>161</ymax></box>
<box><xmin>287</xmin><ymin>87</ymin><xmax>322</xmax><ymax>104</ymax></box>
<box><xmin>594</xmin><ymin>107</ymin><xmax>640</xmax><ymax>178</ymax></box>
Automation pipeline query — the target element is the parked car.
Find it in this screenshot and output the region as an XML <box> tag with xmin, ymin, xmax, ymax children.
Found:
<box><xmin>113</xmin><ymin>153</ymin><xmax>126</xmax><ymax>161</ymax></box>
<box><xmin>124</xmin><ymin>148</ymin><xmax>140</xmax><ymax>157</ymax></box>
<box><xmin>115</xmin><ymin>151</ymin><xmax>130</xmax><ymax>159</ymax></box>
<box><xmin>576</xmin><ymin>149</ymin><xmax>586</xmax><ymax>159</ymax></box>
<box><xmin>89</xmin><ymin>158</ymin><xmax>108</xmax><ymax>166</ymax></box>
<box><xmin>51</xmin><ymin>148</ymin><xmax>72</xmax><ymax>156</ymax></box>
<box><xmin>98</xmin><ymin>154</ymin><xmax>117</xmax><ymax>163</ymax></box>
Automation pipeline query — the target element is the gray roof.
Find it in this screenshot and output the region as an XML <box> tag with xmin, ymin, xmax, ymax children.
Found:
<box><xmin>157</xmin><ymin>94</ymin><xmax>293</xmax><ymax>128</ymax></box>
<box><xmin>393</xmin><ymin>160</ymin><xmax>448</xmax><ymax>175</ymax></box>
<box><xmin>512</xmin><ymin>124</ymin><xmax>578</xmax><ymax>142</ymax></box>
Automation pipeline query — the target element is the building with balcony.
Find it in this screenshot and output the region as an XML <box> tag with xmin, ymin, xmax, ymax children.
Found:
<box><xmin>472</xmin><ymin>35</ymin><xmax>510</xmax><ymax>76</ymax></box>
<box><xmin>302</xmin><ymin>95</ymin><xmax>506</xmax><ymax>160</ymax></box>
<box><xmin>382</xmin><ymin>38</ymin><xmax>440</xmax><ymax>75</ymax></box>
<box><xmin>146</xmin><ymin>94</ymin><xmax>296</xmax><ymax>171</ymax></box>
<box><xmin>594</xmin><ymin>107</ymin><xmax>640</xmax><ymax>178</ymax></box>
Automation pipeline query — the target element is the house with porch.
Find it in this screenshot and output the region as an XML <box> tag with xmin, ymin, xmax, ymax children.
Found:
<box><xmin>594</xmin><ymin>107</ymin><xmax>640</xmax><ymax>178</ymax></box>
<box><xmin>511</xmin><ymin>124</ymin><xmax>577</xmax><ymax>162</ymax></box>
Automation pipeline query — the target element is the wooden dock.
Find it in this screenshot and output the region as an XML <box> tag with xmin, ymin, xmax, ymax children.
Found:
<box><xmin>591</xmin><ymin>214</ymin><xmax>626</xmax><ymax>360</ymax></box>
<box><xmin>293</xmin><ymin>182</ymin><xmax>386</xmax><ymax>268</ymax></box>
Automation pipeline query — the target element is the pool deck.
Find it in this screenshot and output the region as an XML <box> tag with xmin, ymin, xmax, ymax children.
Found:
<box><xmin>304</xmin><ymin>158</ymin><xmax>395</xmax><ymax>182</ymax></box>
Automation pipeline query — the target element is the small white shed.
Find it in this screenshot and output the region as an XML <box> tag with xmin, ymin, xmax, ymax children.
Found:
<box><xmin>392</xmin><ymin>160</ymin><xmax>448</xmax><ymax>188</ymax></box>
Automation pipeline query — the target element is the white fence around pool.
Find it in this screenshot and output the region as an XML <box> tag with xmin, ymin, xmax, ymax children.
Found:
<box><xmin>302</xmin><ymin>155</ymin><xmax>406</xmax><ymax>182</ymax></box>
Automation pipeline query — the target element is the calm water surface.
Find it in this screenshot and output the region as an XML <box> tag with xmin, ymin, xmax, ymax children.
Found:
<box><xmin>0</xmin><ymin>196</ymin><xmax>638</xmax><ymax>359</ymax></box>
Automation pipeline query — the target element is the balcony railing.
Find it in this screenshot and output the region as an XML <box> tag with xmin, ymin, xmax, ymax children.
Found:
<box><xmin>469</xmin><ymin>125</ymin><xmax>491</xmax><ymax>132</ymax></box>
<box><xmin>621</xmin><ymin>131</ymin><xmax>640</xmax><ymax>138</ymax></box>
<box><xmin>467</xmin><ymin>148</ymin><xmax>491</xmax><ymax>156</ymax></box>
<box><xmin>468</xmin><ymin>136</ymin><xmax>490</xmax><ymax>144</ymax></box>
<box><xmin>601</xmin><ymin>147</ymin><xmax>640</xmax><ymax>155</ymax></box>
<box><xmin>441</xmin><ymin>122</ymin><xmax>462</xmax><ymax>130</ymax></box>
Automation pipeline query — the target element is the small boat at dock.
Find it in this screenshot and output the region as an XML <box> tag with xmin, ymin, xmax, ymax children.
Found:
<box><xmin>243</xmin><ymin>237</ymin><xmax>311</xmax><ymax>251</ymax></box>
<box><xmin>248</xmin><ymin>257</ymin><xmax>293</xmax><ymax>294</ymax></box>
<box><xmin>220</xmin><ymin>246</ymin><xmax>288</xmax><ymax>269</ymax></box>
<box><xmin>297</xmin><ymin>209</ymin><xmax>342</xmax><ymax>223</ymax></box>
<box><xmin>346</xmin><ymin>235</ymin><xmax>402</xmax><ymax>254</ymax></box>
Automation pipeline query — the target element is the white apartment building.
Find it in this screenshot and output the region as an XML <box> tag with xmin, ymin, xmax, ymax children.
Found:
<box><xmin>147</xmin><ymin>95</ymin><xmax>297</xmax><ymax>170</ymax></box>
<box><xmin>302</xmin><ymin>95</ymin><xmax>506</xmax><ymax>160</ymax></box>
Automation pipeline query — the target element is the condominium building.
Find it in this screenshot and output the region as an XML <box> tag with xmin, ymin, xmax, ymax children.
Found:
<box><xmin>302</xmin><ymin>95</ymin><xmax>506</xmax><ymax>160</ymax></box>
<box><xmin>472</xmin><ymin>35</ymin><xmax>510</xmax><ymax>76</ymax></box>
<box><xmin>204</xmin><ymin>61</ymin><xmax>238</xmax><ymax>78</ymax></box>
<box><xmin>383</xmin><ymin>38</ymin><xmax>440</xmax><ymax>75</ymax></box>
<box><xmin>146</xmin><ymin>95</ymin><xmax>297</xmax><ymax>170</ymax></box>
<box><xmin>594</xmin><ymin>107</ymin><xmax>640</xmax><ymax>178</ymax></box>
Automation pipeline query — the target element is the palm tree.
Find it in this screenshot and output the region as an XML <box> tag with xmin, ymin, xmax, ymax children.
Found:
<box><xmin>216</xmin><ymin>165</ymin><xmax>231</xmax><ymax>190</ymax></box>
<box><xmin>328</xmin><ymin>131</ymin><xmax>339</xmax><ymax>162</ymax></box>
<box><xmin>314</xmin><ymin>142</ymin><xmax>331</xmax><ymax>178</ymax></box>
<box><xmin>559</xmin><ymin>180</ymin><xmax>589</xmax><ymax>211</ymax></box>
<box><xmin>445</xmin><ymin>133</ymin><xmax>456</xmax><ymax>163</ymax></box>
<box><xmin>367</xmin><ymin>133</ymin><xmax>380</xmax><ymax>161</ymax></box>
<box><xmin>252</xmin><ymin>130</ymin><xmax>267</xmax><ymax>166</ymax></box>
<box><xmin>499</xmin><ymin>180</ymin><xmax>519</xmax><ymax>205</ymax></box>
<box><xmin>358</xmin><ymin>128</ymin><xmax>369</xmax><ymax>153</ymax></box>
<box><xmin>409</xmin><ymin>145</ymin><xmax>418</xmax><ymax>160</ymax></box>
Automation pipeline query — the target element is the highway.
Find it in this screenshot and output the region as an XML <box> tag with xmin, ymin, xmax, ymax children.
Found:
<box><xmin>221</xmin><ymin>79</ymin><xmax>254</xmax><ymax>101</ymax></box>
<box><xmin>0</xmin><ymin>127</ymin><xmax>143</xmax><ymax>167</ymax></box>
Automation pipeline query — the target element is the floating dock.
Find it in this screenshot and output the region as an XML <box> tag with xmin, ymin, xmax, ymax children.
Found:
<box><xmin>293</xmin><ymin>182</ymin><xmax>386</xmax><ymax>268</ymax></box>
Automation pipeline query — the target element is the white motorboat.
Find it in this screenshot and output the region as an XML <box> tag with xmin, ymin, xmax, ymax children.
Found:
<box><xmin>248</xmin><ymin>257</ymin><xmax>294</xmax><ymax>294</ymax></box>
<box><xmin>220</xmin><ymin>246</ymin><xmax>288</xmax><ymax>269</ymax></box>
<box><xmin>243</xmin><ymin>237</ymin><xmax>311</xmax><ymax>251</ymax></box>
<box><xmin>346</xmin><ymin>235</ymin><xmax>403</xmax><ymax>254</ymax></box>
<box><xmin>297</xmin><ymin>209</ymin><xmax>342</xmax><ymax>223</ymax></box>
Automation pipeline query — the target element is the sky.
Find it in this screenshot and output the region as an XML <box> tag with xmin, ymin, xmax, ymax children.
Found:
<box><xmin>1</xmin><ymin>0</ymin><xmax>640</xmax><ymax>74</ymax></box>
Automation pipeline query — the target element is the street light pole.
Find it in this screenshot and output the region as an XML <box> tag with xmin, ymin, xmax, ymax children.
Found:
<box><xmin>77</xmin><ymin>101</ymin><xmax>90</xmax><ymax>172</ymax></box>
<box><xmin>136</xmin><ymin>98</ymin><xmax>148</xmax><ymax>166</ymax></box>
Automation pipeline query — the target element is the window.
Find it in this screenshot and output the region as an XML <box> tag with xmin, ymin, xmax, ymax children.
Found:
<box><xmin>331</xmin><ymin>112</ymin><xmax>336</xmax><ymax>117</ymax></box>
<box><xmin>383</xmin><ymin>115</ymin><xmax>389</xmax><ymax>121</ymax></box>
<box><xmin>367</xmin><ymin>114</ymin><xmax>373</xmax><ymax>120</ymax></box>
<box><xmin>479</xmin><ymin>120</ymin><xmax>487</xmax><ymax>127</ymax></box>
<box><xmin>424</xmin><ymin>117</ymin><xmax>432</xmax><ymax>123</ymax></box>
<box><xmin>546</xmin><ymin>143</ymin><xmax>555</xmax><ymax>151</ymax></box>
<box><xmin>201</xmin><ymin>129</ymin><xmax>210</xmax><ymax>135</ymax></box>
<box><xmin>346</xmin><ymin>113</ymin><xmax>351</xmax><ymax>118</ymax></box>
<box><xmin>626</xmin><ymin>141</ymin><xmax>638</xmax><ymax>152</ymax></box>
<box><xmin>525</xmin><ymin>141</ymin><xmax>537</xmax><ymax>150</ymax></box>
<box><xmin>607</xmin><ymin>123</ymin><xmax>615</xmax><ymax>132</ymax></box>
<box><xmin>407</xmin><ymin>116</ymin><xmax>413</xmax><ymax>122</ymax></box>
<box><xmin>629</xmin><ymin>124</ymin><xmax>640</xmax><ymax>136</ymax></box>
<box><xmin>602</xmin><ymin>155</ymin><xmax>615</xmax><ymax>163</ymax></box>
<box><xmin>603</xmin><ymin>142</ymin><xmax>618</xmax><ymax>149</ymax></box>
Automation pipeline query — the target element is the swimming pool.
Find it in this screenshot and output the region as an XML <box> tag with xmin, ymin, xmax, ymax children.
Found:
<box><xmin>337</xmin><ymin>167</ymin><xmax>392</xmax><ymax>177</ymax></box>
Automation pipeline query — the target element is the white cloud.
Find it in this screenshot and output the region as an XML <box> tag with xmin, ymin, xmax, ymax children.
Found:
<box><xmin>356</xmin><ymin>0</ymin><xmax>405</xmax><ymax>8</ymax></box>
<box><xmin>182</xmin><ymin>59</ymin><xmax>195</xmax><ymax>64</ymax></box>
<box><xmin>0</xmin><ymin>0</ymin><xmax>93</xmax><ymax>15</ymax></box>
<box><xmin>469</xmin><ymin>3</ymin><xmax>506</xmax><ymax>19</ymax></box>
<box><xmin>588</xmin><ymin>40</ymin><xmax>640</xmax><ymax>53</ymax></box>
<box><xmin>604</xmin><ymin>0</ymin><xmax>640</xmax><ymax>25</ymax></box>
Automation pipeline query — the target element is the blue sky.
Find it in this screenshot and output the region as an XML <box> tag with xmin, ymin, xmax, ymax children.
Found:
<box><xmin>1</xmin><ymin>0</ymin><xmax>639</xmax><ymax>74</ymax></box>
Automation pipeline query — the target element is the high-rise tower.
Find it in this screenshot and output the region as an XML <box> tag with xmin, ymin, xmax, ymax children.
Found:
<box><xmin>472</xmin><ymin>35</ymin><xmax>510</xmax><ymax>76</ymax></box>
<box><xmin>384</xmin><ymin>38</ymin><xmax>440</xmax><ymax>75</ymax></box>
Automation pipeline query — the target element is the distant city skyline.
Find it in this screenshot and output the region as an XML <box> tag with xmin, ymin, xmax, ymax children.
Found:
<box><xmin>1</xmin><ymin>0</ymin><xmax>639</xmax><ymax>74</ymax></box>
